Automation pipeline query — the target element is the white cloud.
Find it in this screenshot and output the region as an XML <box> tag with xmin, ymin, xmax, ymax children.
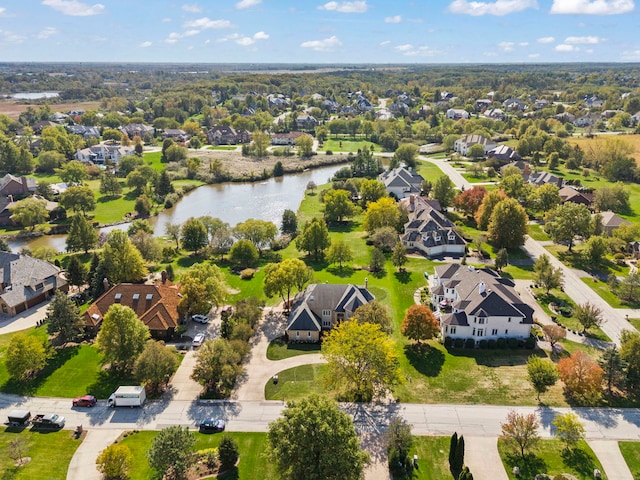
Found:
<box><xmin>402</xmin><ymin>45</ymin><xmax>438</xmax><ymax>57</ymax></box>
<box><xmin>165</xmin><ymin>32</ymin><xmax>182</xmax><ymax>44</ymax></box>
<box><xmin>184</xmin><ymin>30</ymin><xmax>200</xmax><ymax>37</ymax></box>
<box><xmin>585</xmin><ymin>48</ymin><xmax>594</xmax><ymax>53</ymax></box>
<box><xmin>236</xmin><ymin>0</ymin><xmax>261</xmax><ymax>8</ymax></box>
<box><xmin>519</xmin><ymin>41</ymin><xmax>529</xmax><ymax>46</ymax></box>
<box><xmin>182</xmin><ymin>3</ymin><xmax>201</xmax><ymax>13</ymax></box>
<box><xmin>564</xmin><ymin>35</ymin><xmax>603</xmax><ymax>44</ymax></box>
<box><xmin>498</xmin><ymin>41</ymin><xmax>515</xmax><ymax>51</ymax></box>
<box><xmin>300</xmin><ymin>35</ymin><xmax>342</xmax><ymax>51</ymax></box>
<box><xmin>555</xmin><ymin>44</ymin><xmax>578</xmax><ymax>51</ymax></box>
<box><xmin>537</xmin><ymin>36</ymin><xmax>555</xmax><ymax>43</ymax></box>
<box><xmin>448</xmin><ymin>0</ymin><xmax>538</xmax><ymax>16</ymax></box>
<box><xmin>140</xmin><ymin>41</ymin><xmax>152</xmax><ymax>48</ymax></box>
<box><xmin>183</xmin><ymin>17</ymin><xmax>233</xmax><ymax>30</ymax></box>
<box><xmin>253</xmin><ymin>31</ymin><xmax>269</xmax><ymax>40</ymax></box>
<box><xmin>219</xmin><ymin>31</ymin><xmax>269</xmax><ymax>46</ymax></box>
<box><xmin>529</xmin><ymin>53</ymin><xmax>541</xmax><ymax>57</ymax></box>
<box><xmin>162</xmin><ymin>17</ymin><xmax>171</xmax><ymax>22</ymax></box>
<box><xmin>550</xmin><ymin>0</ymin><xmax>634</xmax><ymax>14</ymax></box>
<box><xmin>395</xmin><ymin>44</ymin><xmax>413</xmax><ymax>51</ymax></box>
<box><xmin>385</xmin><ymin>15</ymin><xmax>402</xmax><ymax>23</ymax></box>
<box><xmin>0</xmin><ymin>29</ymin><xmax>26</xmax><ymax>44</ymax></box>
<box><xmin>379</xmin><ymin>40</ymin><xmax>391</xmax><ymax>46</ymax></box>
<box><xmin>36</xmin><ymin>27</ymin><xmax>58</xmax><ymax>39</ymax></box>
<box><xmin>622</xmin><ymin>49</ymin><xmax>640</xmax><ymax>60</ymax></box>
<box><xmin>0</xmin><ymin>7</ymin><xmax>6</xmax><ymax>17</ymax></box>
<box><xmin>41</xmin><ymin>0</ymin><xmax>104</xmax><ymax>16</ymax></box>
<box><xmin>318</xmin><ymin>1</ymin><xmax>369</xmax><ymax>13</ymax></box>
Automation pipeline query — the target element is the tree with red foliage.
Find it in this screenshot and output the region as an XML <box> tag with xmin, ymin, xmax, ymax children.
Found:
<box><xmin>401</xmin><ymin>305</ymin><xmax>440</xmax><ymax>346</ymax></box>
<box><xmin>558</xmin><ymin>350</ymin><xmax>603</xmax><ymax>404</ymax></box>
<box><xmin>453</xmin><ymin>186</ymin><xmax>488</xmax><ymax>218</ymax></box>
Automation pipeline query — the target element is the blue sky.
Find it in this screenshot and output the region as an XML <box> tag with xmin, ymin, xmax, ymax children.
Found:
<box><xmin>0</xmin><ymin>0</ymin><xmax>638</xmax><ymax>63</ymax></box>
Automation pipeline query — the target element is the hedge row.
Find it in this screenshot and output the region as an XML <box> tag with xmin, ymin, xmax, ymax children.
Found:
<box><xmin>444</xmin><ymin>336</ymin><xmax>536</xmax><ymax>350</ymax></box>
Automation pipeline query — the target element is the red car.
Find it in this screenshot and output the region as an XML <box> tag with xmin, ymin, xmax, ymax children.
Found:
<box><xmin>72</xmin><ymin>395</ymin><xmax>97</xmax><ymax>407</ymax></box>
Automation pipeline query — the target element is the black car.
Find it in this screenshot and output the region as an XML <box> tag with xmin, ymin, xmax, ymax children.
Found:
<box><xmin>199</xmin><ymin>418</ymin><xmax>226</xmax><ymax>433</ymax></box>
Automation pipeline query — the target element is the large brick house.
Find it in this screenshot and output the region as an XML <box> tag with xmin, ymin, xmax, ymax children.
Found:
<box><xmin>285</xmin><ymin>283</ymin><xmax>374</xmax><ymax>343</ymax></box>
<box><xmin>84</xmin><ymin>282</ymin><xmax>182</xmax><ymax>339</ymax></box>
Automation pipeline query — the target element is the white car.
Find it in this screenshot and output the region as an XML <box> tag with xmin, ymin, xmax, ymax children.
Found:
<box><xmin>192</xmin><ymin>333</ymin><xmax>205</xmax><ymax>347</ymax></box>
<box><xmin>192</xmin><ymin>314</ymin><xmax>209</xmax><ymax>324</ymax></box>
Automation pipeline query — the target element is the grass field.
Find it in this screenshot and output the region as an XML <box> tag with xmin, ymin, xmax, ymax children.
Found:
<box><xmin>323</xmin><ymin>138</ymin><xmax>379</xmax><ymax>153</ymax></box>
<box><xmin>498</xmin><ymin>439</ymin><xmax>607</xmax><ymax>480</ymax></box>
<box><xmin>118</xmin><ymin>431</ymin><xmax>277</xmax><ymax>480</ymax></box>
<box><xmin>567</xmin><ymin>133</ymin><xmax>640</xmax><ymax>163</ymax></box>
<box><xmin>411</xmin><ymin>436</ymin><xmax>452</xmax><ymax>479</ymax></box>
<box><xmin>0</xmin><ymin>428</ymin><xmax>82</xmax><ymax>480</ymax></box>
<box><xmin>265</xmin><ymin>364</ymin><xmax>327</xmax><ymax>400</ymax></box>
<box><xmin>619</xmin><ymin>441</ymin><xmax>640</xmax><ymax>477</ymax></box>
<box><xmin>266</xmin><ymin>337</ymin><xmax>321</xmax><ymax>360</ymax></box>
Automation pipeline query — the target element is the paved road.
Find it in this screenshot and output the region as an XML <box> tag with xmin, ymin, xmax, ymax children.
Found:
<box><xmin>522</xmin><ymin>237</ymin><xmax>637</xmax><ymax>346</ymax></box>
<box><xmin>421</xmin><ymin>156</ymin><xmax>472</xmax><ymax>190</ymax></box>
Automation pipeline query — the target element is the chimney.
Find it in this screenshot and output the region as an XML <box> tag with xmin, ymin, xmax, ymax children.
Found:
<box><xmin>478</xmin><ymin>281</ymin><xmax>486</xmax><ymax>295</ymax></box>
<box><xmin>409</xmin><ymin>195</ymin><xmax>415</xmax><ymax>206</ymax></box>
<box><xmin>7</xmin><ymin>195</ymin><xmax>13</xmax><ymax>203</ymax></box>
<box><xmin>161</xmin><ymin>270</ymin><xmax>167</xmax><ymax>284</ymax></box>
<box><xmin>365</xmin><ymin>277</ymin><xmax>368</xmax><ymax>289</ymax></box>
<box><xmin>21</xmin><ymin>177</ymin><xmax>28</xmax><ymax>192</ymax></box>
<box><xmin>102</xmin><ymin>277</ymin><xmax>109</xmax><ymax>292</ymax></box>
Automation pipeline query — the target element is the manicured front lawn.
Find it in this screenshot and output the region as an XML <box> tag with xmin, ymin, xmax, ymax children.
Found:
<box><xmin>0</xmin><ymin>428</ymin><xmax>82</xmax><ymax>480</ymax></box>
<box><xmin>498</xmin><ymin>439</ymin><xmax>608</xmax><ymax>480</ymax></box>
<box><xmin>411</xmin><ymin>436</ymin><xmax>452</xmax><ymax>480</ymax></box>
<box><xmin>323</xmin><ymin>138</ymin><xmax>378</xmax><ymax>153</ymax></box>
<box><xmin>581</xmin><ymin>277</ymin><xmax>635</xmax><ymax>309</ymax></box>
<box><xmin>619</xmin><ymin>441</ymin><xmax>640</xmax><ymax>477</ymax></box>
<box><xmin>528</xmin><ymin>223</ymin><xmax>550</xmax><ymax>241</ymax></box>
<box><xmin>265</xmin><ymin>364</ymin><xmax>327</xmax><ymax>400</ymax></box>
<box><xmin>118</xmin><ymin>430</ymin><xmax>277</xmax><ymax>480</ymax></box>
<box><xmin>266</xmin><ymin>337</ymin><xmax>321</xmax><ymax>360</ymax></box>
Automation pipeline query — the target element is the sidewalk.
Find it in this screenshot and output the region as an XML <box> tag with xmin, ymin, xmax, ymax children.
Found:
<box><xmin>66</xmin><ymin>429</ymin><xmax>122</xmax><ymax>480</ymax></box>
<box><xmin>464</xmin><ymin>436</ymin><xmax>509</xmax><ymax>480</ymax></box>
<box><xmin>588</xmin><ymin>439</ymin><xmax>633</xmax><ymax>480</ymax></box>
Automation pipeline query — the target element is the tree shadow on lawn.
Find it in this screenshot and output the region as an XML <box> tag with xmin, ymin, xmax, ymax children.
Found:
<box><xmin>177</xmin><ymin>254</ymin><xmax>208</xmax><ymax>268</ymax></box>
<box><xmin>1</xmin><ymin>345</ymin><xmax>81</xmax><ymax>396</ymax></box>
<box><xmin>503</xmin><ymin>452</ymin><xmax>547</xmax><ymax>479</ymax></box>
<box><xmin>86</xmin><ymin>369</ymin><xmax>136</xmax><ymax>399</ymax></box>
<box><xmin>96</xmin><ymin>194</ymin><xmax>123</xmax><ymax>203</ymax></box>
<box><xmin>393</xmin><ymin>270</ymin><xmax>412</xmax><ymax>284</ymax></box>
<box><xmin>327</xmin><ymin>266</ymin><xmax>356</xmax><ymax>278</ymax></box>
<box><xmin>447</xmin><ymin>347</ymin><xmax>537</xmax><ymax>367</ymax></box>
<box><xmin>218</xmin><ymin>466</ymin><xmax>240</xmax><ymax>480</ymax></box>
<box><xmin>304</xmin><ymin>257</ymin><xmax>330</xmax><ymax>272</ymax></box>
<box><xmin>404</xmin><ymin>344</ymin><xmax>444</xmax><ymax>377</ymax></box>
<box><xmin>561</xmin><ymin>447</ymin><xmax>596</xmax><ymax>478</ymax></box>
<box><xmin>328</xmin><ymin>221</ymin><xmax>360</xmax><ymax>234</ymax></box>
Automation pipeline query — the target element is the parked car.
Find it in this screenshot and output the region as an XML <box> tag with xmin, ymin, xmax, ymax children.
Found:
<box><xmin>192</xmin><ymin>314</ymin><xmax>209</xmax><ymax>324</ymax></box>
<box><xmin>72</xmin><ymin>395</ymin><xmax>97</xmax><ymax>407</ymax></box>
<box><xmin>199</xmin><ymin>418</ymin><xmax>226</xmax><ymax>433</ymax></box>
<box><xmin>192</xmin><ymin>333</ymin><xmax>205</xmax><ymax>347</ymax></box>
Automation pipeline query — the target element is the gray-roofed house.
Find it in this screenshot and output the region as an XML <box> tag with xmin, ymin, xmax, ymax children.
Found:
<box><xmin>487</xmin><ymin>145</ymin><xmax>521</xmax><ymax>163</ymax></box>
<box><xmin>453</xmin><ymin>134</ymin><xmax>497</xmax><ymax>156</ymax></box>
<box><xmin>285</xmin><ymin>283</ymin><xmax>374</xmax><ymax>343</ymax></box>
<box><xmin>378</xmin><ymin>167</ymin><xmax>424</xmax><ymax>199</ymax></box>
<box><xmin>429</xmin><ymin>264</ymin><xmax>533</xmax><ymax>344</ymax></box>
<box><xmin>526</xmin><ymin>171</ymin><xmax>564</xmax><ymax>188</ymax></box>
<box><xmin>596</xmin><ymin>211</ymin><xmax>631</xmax><ymax>236</ymax></box>
<box><xmin>0</xmin><ymin>174</ymin><xmax>37</xmax><ymax>198</ymax></box>
<box><xmin>0</xmin><ymin>252</ymin><xmax>68</xmax><ymax>316</ymax></box>
<box><xmin>399</xmin><ymin>195</ymin><xmax>466</xmax><ymax>257</ymax></box>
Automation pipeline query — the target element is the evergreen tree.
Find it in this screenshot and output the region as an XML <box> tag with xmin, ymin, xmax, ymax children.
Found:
<box><xmin>448</xmin><ymin>432</ymin><xmax>458</xmax><ymax>472</ymax></box>
<box><xmin>452</xmin><ymin>435</ymin><xmax>465</xmax><ymax>479</ymax></box>
<box><xmin>66</xmin><ymin>214</ymin><xmax>98</xmax><ymax>254</ymax></box>
<box><xmin>458</xmin><ymin>466</ymin><xmax>474</xmax><ymax>480</ymax></box>
<box><xmin>66</xmin><ymin>255</ymin><xmax>86</xmax><ymax>290</ymax></box>
<box><xmin>91</xmin><ymin>259</ymin><xmax>109</xmax><ymax>300</ymax></box>
<box><xmin>45</xmin><ymin>293</ymin><xmax>85</xmax><ymax>344</ymax></box>
<box><xmin>155</xmin><ymin>170</ymin><xmax>174</xmax><ymax>198</ymax></box>
<box><xmin>281</xmin><ymin>209</ymin><xmax>298</xmax><ymax>236</ymax></box>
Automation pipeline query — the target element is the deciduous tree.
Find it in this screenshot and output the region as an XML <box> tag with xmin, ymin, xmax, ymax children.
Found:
<box><xmin>57</xmin><ymin>160</ymin><xmax>88</xmax><ymax>184</ymax></box>
<box><xmin>542</xmin><ymin>324</ymin><xmax>566</xmax><ymax>350</ymax></box>
<box><xmin>533</xmin><ymin>254</ymin><xmax>563</xmax><ymax>294</ymax></box>
<box><xmin>266</xmin><ymin>395</ymin><xmax>369</xmax><ymax>480</ymax></box>
<box><xmin>494</xmin><ymin>248</ymin><xmax>508</xmax><ymax>272</ymax></box>
<box><xmin>99</xmin><ymin>170</ymin><xmax>122</xmax><ymax>197</ymax></box>
<box><xmin>180</xmin><ymin>217</ymin><xmax>208</xmax><ymax>254</ymax></box>
<box><xmin>147</xmin><ymin>426</ymin><xmax>196</xmax><ymax>480</ymax></box>
<box><xmin>96</xmin><ymin>444</ymin><xmax>133</xmax><ymax>480</ymax></box>
<box><xmin>101</xmin><ymin>230</ymin><xmax>147</xmax><ymax>284</ymax></box>
<box><xmin>526</xmin><ymin>355</ymin><xmax>559</xmax><ymax>402</ymax></box>
<box><xmin>573</xmin><ymin>302</ymin><xmax>603</xmax><ymax>334</ymax></box>
<box><xmin>544</xmin><ymin>202</ymin><xmax>592</xmax><ymax>251</ymax></box>
<box><xmin>323</xmin><ymin>320</ymin><xmax>402</xmax><ymax>401</ymax></box>
<box><xmin>178</xmin><ymin>263</ymin><xmax>228</xmax><ymax>316</ymax></box>
<box><xmin>352</xmin><ymin>300</ymin><xmax>392</xmax><ymax>333</ymax></box>
<box><xmin>359</xmin><ymin>179</ymin><xmax>387</xmax><ymax>207</ymax></box>
<box><xmin>552</xmin><ymin>413</ymin><xmax>585</xmax><ymax>452</ymax></box>
<box><xmin>558</xmin><ymin>350</ymin><xmax>603</xmax><ymax>404</ymax></box>
<box><xmin>96</xmin><ymin>304</ymin><xmax>150</xmax><ymax>371</ymax></box>
<box><xmin>475</xmin><ymin>190</ymin><xmax>508</xmax><ymax>230</ymax></box>
<box><xmin>263</xmin><ymin>258</ymin><xmax>313</xmax><ymax>307</ymax></box>
<box><xmin>191</xmin><ymin>338</ymin><xmax>243</xmax><ymax>395</ymax></box>
<box><xmin>401</xmin><ymin>305</ymin><xmax>439</xmax><ymax>346</ymax></box>
<box><xmin>323</xmin><ymin>189</ymin><xmax>358</xmax><ymax>223</ymax></box>
<box><xmin>488</xmin><ymin>198</ymin><xmax>528</xmax><ymax>249</ymax></box>
<box><xmin>432</xmin><ymin>175</ymin><xmax>456</xmax><ymax>209</ymax></box>
<box><xmin>500</xmin><ymin>410</ymin><xmax>540</xmax><ymax>459</ymax></box>
<box><xmin>60</xmin><ymin>185</ymin><xmax>96</xmax><ymax>215</ymax></box>
<box><xmin>295</xmin><ymin>133</ymin><xmax>314</xmax><ymax>157</ymax></box>
<box><xmin>10</xmin><ymin>198</ymin><xmax>48</xmax><ymax>231</ymax></box>
<box><xmin>5</xmin><ymin>333</ymin><xmax>48</xmax><ymax>381</ymax></box>
<box><xmin>363</xmin><ymin>197</ymin><xmax>400</xmax><ymax>233</ymax></box>
<box><xmin>228</xmin><ymin>238</ymin><xmax>259</xmax><ymax>268</ymax></box>
<box><xmin>327</xmin><ymin>240</ymin><xmax>353</xmax><ymax>268</ymax></box>
<box><xmin>134</xmin><ymin>341</ymin><xmax>177</xmax><ymax>394</ymax></box>
<box><xmin>233</xmin><ymin>218</ymin><xmax>278</xmax><ymax>255</ymax></box>
<box><xmin>391</xmin><ymin>242</ymin><xmax>408</xmax><ymax>272</ymax></box>
<box><xmin>453</xmin><ymin>186</ymin><xmax>488</xmax><ymax>217</ymax></box>
<box><xmin>296</xmin><ymin>217</ymin><xmax>331</xmax><ymax>260</ymax></box>
<box><xmin>369</xmin><ymin>247</ymin><xmax>386</xmax><ymax>273</ymax></box>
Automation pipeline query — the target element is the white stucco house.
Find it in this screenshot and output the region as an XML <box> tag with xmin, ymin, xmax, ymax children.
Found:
<box><xmin>429</xmin><ymin>264</ymin><xmax>533</xmax><ymax>343</ymax></box>
<box><xmin>453</xmin><ymin>134</ymin><xmax>497</xmax><ymax>156</ymax></box>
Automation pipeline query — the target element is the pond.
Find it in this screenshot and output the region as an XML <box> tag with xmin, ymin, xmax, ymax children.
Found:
<box><xmin>10</xmin><ymin>92</ymin><xmax>60</xmax><ymax>100</ymax></box>
<box><xmin>8</xmin><ymin>163</ymin><xmax>344</xmax><ymax>253</ymax></box>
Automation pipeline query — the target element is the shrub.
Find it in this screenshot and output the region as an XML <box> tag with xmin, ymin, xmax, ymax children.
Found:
<box><xmin>614</xmin><ymin>252</ymin><xmax>626</xmax><ymax>265</ymax></box>
<box><xmin>271</xmin><ymin>234</ymin><xmax>292</xmax><ymax>251</ymax></box>
<box><xmin>464</xmin><ymin>338</ymin><xmax>475</xmax><ymax>349</ymax></box>
<box><xmin>488</xmin><ymin>339</ymin><xmax>497</xmax><ymax>349</ymax></box>
<box><xmin>507</xmin><ymin>338</ymin><xmax>519</xmax><ymax>349</ymax></box>
<box><xmin>478</xmin><ymin>339</ymin><xmax>488</xmax><ymax>349</ymax></box>
<box><xmin>497</xmin><ymin>338</ymin><xmax>506</xmax><ymax>349</ymax></box>
<box><xmin>325</xmin><ymin>149</ymin><xmax>333</xmax><ymax>155</ymax></box>
<box><xmin>240</xmin><ymin>268</ymin><xmax>256</xmax><ymax>280</ymax></box>
<box><xmin>218</xmin><ymin>435</ymin><xmax>239</xmax><ymax>470</ymax></box>
<box><xmin>444</xmin><ymin>336</ymin><xmax>453</xmax><ymax>348</ymax></box>
<box><xmin>198</xmin><ymin>448</ymin><xmax>219</xmax><ymax>469</ymax></box>
<box><xmin>454</xmin><ymin>338</ymin><xmax>464</xmax><ymax>348</ymax></box>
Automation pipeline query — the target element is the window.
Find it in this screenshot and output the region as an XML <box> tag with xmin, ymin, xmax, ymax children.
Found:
<box><xmin>308</xmin><ymin>331</ymin><xmax>312</xmax><ymax>339</ymax></box>
<box><xmin>132</xmin><ymin>294</ymin><xmax>140</xmax><ymax>300</ymax></box>
<box><xmin>472</xmin><ymin>328</ymin><xmax>476</xmax><ymax>336</ymax></box>
<box><xmin>114</xmin><ymin>293</ymin><xmax>122</xmax><ymax>302</ymax></box>
<box><xmin>450</xmin><ymin>326</ymin><xmax>456</xmax><ymax>334</ymax></box>
<box><xmin>477</xmin><ymin>329</ymin><xmax>484</xmax><ymax>337</ymax></box>
<box><xmin>492</xmin><ymin>329</ymin><xmax>498</xmax><ymax>335</ymax></box>
<box><xmin>35</xmin><ymin>283</ymin><xmax>43</xmax><ymax>290</ymax></box>
<box><xmin>322</xmin><ymin>309</ymin><xmax>331</xmax><ymax>317</ymax></box>
<box><xmin>146</xmin><ymin>294</ymin><xmax>153</xmax><ymax>300</ymax></box>
<box><xmin>323</xmin><ymin>320</ymin><xmax>331</xmax><ymax>328</ymax></box>
<box><xmin>507</xmin><ymin>317</ymin><xmax>511</xmax><ymax>322</ymax></box>
<box><xmin>505</xmin><ymin>329</ymin><xmax>509</xmax><ymax>335</ymax></box>
<box><xmin>296</xmin><ymin>331</ymin><xmax>300</xmax><ymax>339</ymax></box>
<box><xmin>478</xmin><ymin>318</ymin><xmax>485</xmax><ymax>324</ymax></box>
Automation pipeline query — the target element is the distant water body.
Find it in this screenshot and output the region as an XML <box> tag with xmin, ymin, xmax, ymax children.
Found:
<box><xmin>10</xmin><ymin>92</ymin><xmax>59</xmax><ymax>99</ymax></box>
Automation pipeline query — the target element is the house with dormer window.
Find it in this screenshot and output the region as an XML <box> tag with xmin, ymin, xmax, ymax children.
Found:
<box><xmin>285</xmin><ymin>283</ymin><xmax>374</xmax><ymax>343</ymax></box>
<box><xmin>429</xmin><ymin>264</ymin><xmax>533</xmax><ymax>343</ymax></box>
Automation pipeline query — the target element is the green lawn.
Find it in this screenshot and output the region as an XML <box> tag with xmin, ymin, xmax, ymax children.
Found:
<box><xmin>266</xmin><ymin>337</ymin><xmax>321</xmax><ymax>360</ymax></box>
<box><xmin>417</xmin><ymin>158</ymin><xmax>446</xmax><ymax>181</ymax></box>
<box><xmin>118</xmin><ymin>430</ymin><xmax>277</xmax><ymax>480</ymax></box>
<box><xmin>323</xmin><ymin>138</ymin><xmax>379</xmax><ymax>153</ymax></box>
<box><xmin>207</xmin><ymin>146</ymin><xmax>238</xmax><ymax>150</ymax></box>
<box><xmin>619</xmin><ymin>441</ymin><xmax>640</xmax><ymax>478</ymax></box>
<box><xmin>528</xmin><ymin>224</ymin><xmax>550</xmax><ymax>241</ymax></box>
<box><xmin>582</xmin><ymin>277</ymin><xmax>635</xmax><ymax>309</ymax></box>
<box><xmin>498</xmin><ymin>439</ymin><xmax>607</xmax><ymax>480</ymax></box>
<box><xmin>411</xmin><ymin>436</ymin><xmax>453</xmax><ymax>480</ymax></box>
<box><xmin>0</xmin><ymin>428</ymin><xmax>82</xmax><ymax>480</ymax></box>
<box><xmin>265</xmin><ymin>364</ymin><xmax>327</xmax><ymax>400</ymax></box>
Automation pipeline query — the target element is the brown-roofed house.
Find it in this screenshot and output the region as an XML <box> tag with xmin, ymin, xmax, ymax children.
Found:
<box><xmin>84</xmin><ymin>283</ymin><xmax>182</xmax><ymax>339</ymax></box>
<box><xmin>559</xmin><ymin>186</ymin><xmax>594</xmax><ymax>207</ymax></box>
